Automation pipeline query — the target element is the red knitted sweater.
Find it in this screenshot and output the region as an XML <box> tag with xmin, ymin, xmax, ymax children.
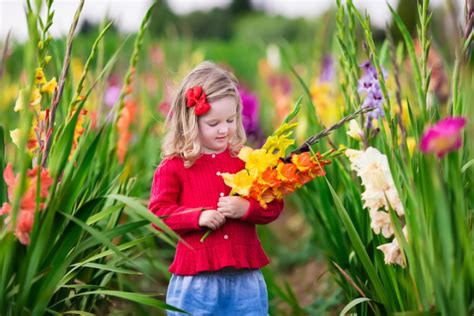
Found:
<box><xmin>148</xmin><ymin>149</ymin><xmax>284</xmax><ymax>275</ymax></box>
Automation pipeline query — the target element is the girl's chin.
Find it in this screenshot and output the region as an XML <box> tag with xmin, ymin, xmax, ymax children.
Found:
<box><xmin>203</xmin><ymin>144</ymin><xmax>227</xmax><ymax>153</ymax></box>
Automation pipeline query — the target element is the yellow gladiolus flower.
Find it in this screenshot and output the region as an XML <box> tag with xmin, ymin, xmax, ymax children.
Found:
<box><xmin>221</xmin><ymin>170</ymin><xmax>254</xmax><ymax>196</ymax></box>
<box><xmin>30</xmin><ymin>87</ymin><xmax>42</xmax><ymax>111</ymax></box>
<box><xmin>41</xmin><ymin>77</ymin><xmax>57</xmax><ymax>95</ymax></box>
<box><xmin>390</xmin><ymin>100</ymin><xmax>410</xmax><ymax>128</ymax></box>
<box><xmin>272</xmin><ymin>122</ymin><xmax>298</xmax><ymax>138</ymax></box>
<box><xmin>406</xmin><ymin>137</ymin><xmax>416</xmax><ymax>156</ymax></box>
<box><xmin>263</xmin><ymin>134</ymin><xmax>294</xmax><ymax>159</ymax></box>
<box><xmin>237</xmin><ymin>146</ymin><xmax>254</xmax><ymax>163</ymax></box>
<box><xmin>10</xmin><ymin>129</ymin><xmax>21</xmax><ymax>147</ymax></box>
<box><xmin>34</xmin><ymin>68</ymin><xmax>46</xmax><ymax>84</ymax></box>
<box><xmin>311</xmin><ymin>80</ymin><xmax>341</xmax><ymax>126</ymax></box>
<box><xmin>14</xmin><ymin>90</ymin><xmax>24</xmax><ymax>112</ymax></box>
<box><xmin>244</xmin><ymin>149</ymin><xmax>276</xmax><ymax>177</ymax></box>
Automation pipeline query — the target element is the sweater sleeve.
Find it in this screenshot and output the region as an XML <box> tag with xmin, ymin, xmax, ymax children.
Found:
<box><xmin>240</xmin><ymin>197</ymin><xmax>284</xmax><ymax>225</ymax></box>
<box><xmin>148</xmin><ymin>159</ymin><xmax>204</xmax><ymax>234</ymax></box>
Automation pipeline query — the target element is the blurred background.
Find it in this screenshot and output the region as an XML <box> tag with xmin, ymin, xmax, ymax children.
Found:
<box><xmin>0</xmin><ymin>0</ymin><xmax>472</xmax><ymax>315</ymax></box>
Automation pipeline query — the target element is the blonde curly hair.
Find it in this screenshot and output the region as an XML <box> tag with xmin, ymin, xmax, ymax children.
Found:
<box><xmin>161</xmin><ymin>61</ymin><xmax>246</xmax><ymax>168</ymax></box>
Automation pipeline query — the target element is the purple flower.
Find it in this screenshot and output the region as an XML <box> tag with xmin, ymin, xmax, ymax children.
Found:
<box><xmin>238</xmin><ymin>86</ymin><xmax>266</xmax><ymax>146</ymax></box>
<box><xmin>239</xmin><ymin>86</ymin><xmax>259</xmax><ymax>131</ymax></box>
<box><xmin>358</xmin><ymin>60</ymin><xmax>387</xmax><ymax>128</ymax></box>
<box><xmin>420</xmin><ymin>117</ymin><xmax>467</xmax><ymax>158</ymax></box>
<box><xmin>320</xmin><ymin>54</ymin><xmax>335</xmax><ymax>83</ymax></box>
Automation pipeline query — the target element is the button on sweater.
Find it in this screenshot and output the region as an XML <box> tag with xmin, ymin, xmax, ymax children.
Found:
<box><xmin>148</xmin><ymin>149</ymin><xmax>284</xmax><ymax>275</ymax></box>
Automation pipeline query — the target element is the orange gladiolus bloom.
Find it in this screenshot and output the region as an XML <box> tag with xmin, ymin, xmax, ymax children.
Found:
<box><xmin>276</xmin><ymin>162</ymin><xmax>298</xmax><ymax>183</ymax></box>
<box><xmin>297</xmin><ymin>171</ymin><xmax>314</xmax><ymax>186</ymax></box>
<box><xmin>276</xmin><ymin>181</ymin><xmax>297</xmax><ymax>196</ymax></box>
<box><xmin>249</xmin><ymin>183</ymin><xmax>275</xmax><ymax>208</ymax></box>
<box><xmin>260</xmin><ymin>167</ymin><xmax>281</xmax><ymax>188</ymax></box>
<box><xmin>117</xmin><ymin>100</ymin><xmax>137</xmax><ymax>164</ymax></box>
<box><xmin>291</xmin><ymin>152</ymin><xmax>316</xmax><ymax>171</ymax></box>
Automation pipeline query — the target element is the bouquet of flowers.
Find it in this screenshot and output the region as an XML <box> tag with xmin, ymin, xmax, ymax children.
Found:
<box><xmin>221</xmin><ymin>121</ymin><xmax>331</xmax><ymax>209</ymax></box>
<box><xmin>201</xmin><ymin>99</ymin><xmax>372</xmax><ymax>241</ymax></box>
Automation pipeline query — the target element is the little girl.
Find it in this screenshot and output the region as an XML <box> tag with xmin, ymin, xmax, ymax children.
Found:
<box><xmin>148</xmin><ymin>61</ymin><xmax>284</xmax><ymax>315</ymax></box>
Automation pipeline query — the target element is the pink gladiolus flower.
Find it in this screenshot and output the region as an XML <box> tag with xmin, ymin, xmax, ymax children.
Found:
<box><xmin>16</xmin><ymin>210</ymin><xmax>35</xmax><ymax>245</ymax></box>
<box><xmin>0</xmin><ymin>202</ymin><xmax>11</xmax><ymax>215</ymax></box>
<box><xmin>420</xmin><ymin>117</ymin><xmax>467</xmax><ymax>158</ymax></box>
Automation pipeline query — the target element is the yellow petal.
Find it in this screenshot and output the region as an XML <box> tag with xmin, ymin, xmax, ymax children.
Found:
<box><xmin>10</xmin><ymin>129</ymin><xmax>21</xmax><ymax>147</ymax></box>
<box><xmin>237</xmin><ymin>146</ymin><xmax>253</xmax><ymax>162</ymax></box>
<box><xmin>34</xmin><ymin>68</ymin><xmax>46</xmax><ymax>85</ymax></box>
<box><xmin>14</xmin><ymin>90</ymin><xmax>24</xmax><ymax>112</ymax></box>
<box><xmin>406</xmin><ymin>137</ymin><xmax>416</xmax><ymax>156</ymax></box>
<box><xmin>41</xmin><ymin>77</ymin><xmax>57</xmax><ymax>95</ymax></box>
<box><xmin>222</xmin><ymin>170</ymin><xmax>253</xmax><ymax>196</ymax></box>
<box><xmin>30</xmin><ymin>87</ymin><xmax>42</xmax><ymax>111</ymax></box>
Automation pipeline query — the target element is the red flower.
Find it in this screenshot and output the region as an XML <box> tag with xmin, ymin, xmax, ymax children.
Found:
<box><xmin>186</xmin><ymin>86</ymin><xmax>211</xmax><ymax>116</ymax></box>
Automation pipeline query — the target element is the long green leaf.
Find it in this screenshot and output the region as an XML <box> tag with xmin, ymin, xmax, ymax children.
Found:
<box><xmin>71</xmin><ymin>290</ymin><xmax>185</xmax><ymax>313</ymax></box>
<box><xmin>340</xmin><ymin>297</ymin><xmax>372</xmax><ymax>316</ymax></box>
<box><xmin>0</xmin><ymin>126</ymin><xmax>5</xmax><ymax>204</ymax></box>
<box><xmin>107</xmin><ymin>194</ymin><xmax>180</xmax><ymax>242</ymax></box>
<box><xmin>81</xmin><ymin>263</ymin><xmax>142</xmax><ymax>275</ymax></box>
<box><xmin>324</xmin><ymin>177</ymin><xmax>388</xmax><ymax>307</ymax></box>
<box><xmin>29</xmin><ymin>198</ymin><xmax>102</xmax><ymax>313</ymax></box>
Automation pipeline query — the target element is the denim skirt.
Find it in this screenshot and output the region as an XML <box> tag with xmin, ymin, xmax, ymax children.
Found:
<box><xmin>166</xmin><ymin>268</ymin><xmax>268</xmax><ymax>315</ymax></box>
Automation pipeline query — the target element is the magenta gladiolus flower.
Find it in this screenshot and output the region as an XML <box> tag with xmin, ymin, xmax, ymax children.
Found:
<box><xmin>104</xmin><ymin>85</ymin><xmax>120</xmax><ymax>108</ymax></box>
<box><xmin>420</xmin><ymin>117</ymin><xmax>467</xmax><ymax>157</ymax></box>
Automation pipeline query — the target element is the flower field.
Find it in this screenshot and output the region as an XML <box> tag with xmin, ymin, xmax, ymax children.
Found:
<box><xmin>0</xmin><ymin>0</ymin><xmax>472</xmax><ymax>314</ymax></box>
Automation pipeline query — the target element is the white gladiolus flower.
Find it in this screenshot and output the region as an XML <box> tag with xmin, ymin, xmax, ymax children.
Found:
<box><xmin>266</xmin><ymin>44</ymin><xmax>281</xmax><ymax>70</ymax></box>
<box><xmin>346</xmin><ymin>147</ymin><xmax>404</xmax><ymax>216</ymax></box>
<box><xmin>347</xmin><ymin>120</ymin><xmax>364</xmax><ymax>141</ymax></box>
<box><xmin>346</xmin><ymin>147</ymin><xmax>407</xmax><ymax>268</ymax></box>
<box><xmin>377</xmin><ymin>234</ymin><xmax>406</xmax><ymax>268</ymax></box>
<box><xmin>361</xmin><ymin>189</ymin><xmax>386</xmax><ymax>211</ymax></box>
<box><xmin>385</xmin><ymin>187</ymin><xmax>405</xmax><ymax>216</ymax></box>
<box><xmin>370</xmin><ymin>210</ymin><xmax>394</xmax><ymax>238</ymax></box>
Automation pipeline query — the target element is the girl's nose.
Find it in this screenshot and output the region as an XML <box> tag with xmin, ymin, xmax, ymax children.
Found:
<box><xmin>218</xmin><ymin>126</ymin><xmax>228</xmax><ymax>134</ymax></box>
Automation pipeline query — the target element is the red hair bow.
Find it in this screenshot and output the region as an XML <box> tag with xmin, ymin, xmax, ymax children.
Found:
<box><xmin>186</xmin><ymin>86</ymin><xmax>210</xmax><ymax>116</ymax></box>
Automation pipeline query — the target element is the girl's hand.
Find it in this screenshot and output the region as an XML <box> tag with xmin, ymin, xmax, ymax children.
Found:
<box><xmin>198</xmin><ymin>210</ymin><xmax>226</xmax><ymax>230</ymax></box>
<box><xmin>217</xmin><ymin>196</ymin><xmax>250</xmax><ymax>219</ymax></box>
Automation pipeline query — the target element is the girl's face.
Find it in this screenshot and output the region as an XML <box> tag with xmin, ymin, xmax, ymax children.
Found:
<box><xmin>198</xmin><ymin>96</ymin><xmax>238</xmax><ymax>154</ymax></box>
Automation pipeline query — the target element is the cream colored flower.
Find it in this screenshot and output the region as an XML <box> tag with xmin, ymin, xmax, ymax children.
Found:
<box><xmin>363</xmin><ymin>162</ymin><xmax>391</xmax><ymax>191</ymax></box>
<box><xmin>361</xmin><ymin>189</ymin><xmax>386</xmax><ymax>212</ymax></box>
<box><xmin>14</xmin><ymin>90</ymin><xmax>24</xmax><ymax>112</ymax></box>
<box><xmin>346</xmin><ymin>147</ymin><xmax>404</xmax><ymax>216</ymax></box>
<box><xmin>345</xmin><ymin>148</ymin><xmax>362</xmax><ymax>162</ymax></box>
<box><xmin>347</xmin><ymin>120</ymin><xmax>364</xmax><ymax>141</ymax></box>
<box><xmin>377</xmin><ymin>238</ymin><xmax>406</xmax><ymax>267</ymax></box>
<box><xmin>266</xmin><ymin>44</ymin><xmax>281</xmax><ymax>70</ymax></box>
<box><xmin>10</xmin><ymin>129</ymin><xmax>21</xmax><ymax>147</ymax></box>
<box><xmin>385</xmin><ymin>187</ymin><xmax>405</xmax><ymax>216</ymax></box>
<box><xmin>369</xmin><ymin>210</ymin><xmax>393</xmax><ymax>238</ymax></box>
